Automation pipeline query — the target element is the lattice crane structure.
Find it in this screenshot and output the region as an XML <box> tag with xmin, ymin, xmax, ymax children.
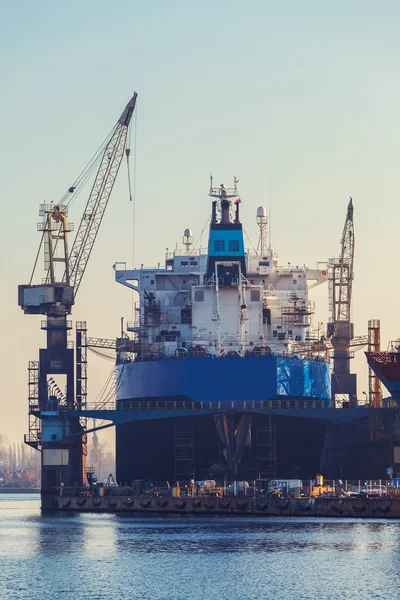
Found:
<box><xmin>327</xmin><ymin>198</ymin><xmax>357</xmax><ymax>406</ymax></box>
<box><xmin>18</xmin><ymin>93</ymin><xmax>137</xmax><ymax>506</ymax></box>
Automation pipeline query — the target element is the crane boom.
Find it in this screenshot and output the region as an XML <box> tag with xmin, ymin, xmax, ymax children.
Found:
<box><xmin>19</xmin><ymin>93</ymin><xmax>137</xmax><ymax>316</ymax></box>
<box><xmin>336</xmin><ymin>197</ymin><xmax>354</xmax><ymax>324</ymax></box>
<box><xmin>67</xmin><ymin>92</ymin><xmax>137</xmax><ymax>298</ymax></box>
<box><xmin>328</xmin><ymin>198</ymin><xmax>357</xmax><ymax>406</ymax></box>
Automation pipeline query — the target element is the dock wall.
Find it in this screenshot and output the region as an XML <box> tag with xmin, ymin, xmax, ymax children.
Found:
<box><xmin>50</xmin><ymin>495</ymin><xmax>400</xmax><ymax>518</ymax></box>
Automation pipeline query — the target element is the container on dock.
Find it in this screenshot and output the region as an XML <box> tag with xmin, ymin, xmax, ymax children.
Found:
<box><xmin>171</xmin><ymin>486</ymin><xmax>180</xmax><ymax>497</ymax></box>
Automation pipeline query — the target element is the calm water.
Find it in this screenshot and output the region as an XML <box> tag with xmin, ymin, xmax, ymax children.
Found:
<box><xmin>0</xmin><ymin>495</ymin><xmax>400</xmax><ymax>599</ymax></box>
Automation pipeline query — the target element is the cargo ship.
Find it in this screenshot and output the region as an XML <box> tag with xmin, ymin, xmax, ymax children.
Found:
<box><xmin>18</xmin><ymin>93</ymin><xmax>399</xmax><ymax>508</ymax></box>
<box><xmin>113</xmin><ymin>179</ymin><xmax>333</xmax><ymax>484</ymax></box>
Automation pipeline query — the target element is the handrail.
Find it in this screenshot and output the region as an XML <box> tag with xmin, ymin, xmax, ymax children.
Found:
<box><xmin>78</xmin><ymin>399</ymin><xmax>333</xmax><ymax>411</ymax></box>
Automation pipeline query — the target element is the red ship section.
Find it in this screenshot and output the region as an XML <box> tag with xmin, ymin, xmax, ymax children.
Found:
<box><xmin>366</xmin><ymin>352</ymin><xmax>400</xmax><ymax>381</ymax></box>
<box><xmin>366</xmin><ymin>352</ymin><xmax>400</xmax><ymax>405</ymax></box>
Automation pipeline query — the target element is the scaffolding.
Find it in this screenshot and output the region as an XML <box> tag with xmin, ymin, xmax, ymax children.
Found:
<box><xmin>281</xmin><ymin>300</ymin><xmax>312</xmax><ymax>337</ymax></box>
<box><xmin>76</xmin><ymin>322</ymin><xmax>88</xmax><ymax>478</ymax></box>
<box><xmin>174</xmin><ymin>423</ymin><xmax>195</xmax><ymax>483</ymax></box>
<box><xmin>76</xmin><ymin>322</ymin><xmax>88</xmax><ymax>410</ymax></box>
<box><xmin>24</xmin><ymin>361</ymin><xmax>41</xmax><ymax>450</ymax></box>
<box><xmin>368</xmin><ymin>319</ymin><xmax>382</xmax><ymax>408</ymax></box>
<box><xmin>256</xmin><ymin>417</ymin><xmax>277</xmax><ymax>479</ymax></box>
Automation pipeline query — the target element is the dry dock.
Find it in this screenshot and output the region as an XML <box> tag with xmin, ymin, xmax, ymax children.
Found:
<box><xmin>50</xmin><ymin>495</ymin><xmax>400</xmax><ymax>519</ymax></box>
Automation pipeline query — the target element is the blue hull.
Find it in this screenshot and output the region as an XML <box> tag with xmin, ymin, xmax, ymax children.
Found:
<box><xmin>116</xmin><ymin>355</ymin><xmax>331</xmax><ymax>406</ymax></box>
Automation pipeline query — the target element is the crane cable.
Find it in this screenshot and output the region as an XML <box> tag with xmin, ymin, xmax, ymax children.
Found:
<box><xmin>62</xmin><ymin>124</ymin><xmax>118</xmax><ymax>209</ymax></box>
<box><xmin>87</xmin><ymin>347</ymin><xmax>115</xmax><ymax>361</ymax></box>
<box><xmin>125</xmin><ymin>105</ymin><xmax>138</xmax><ymax>320</ymax></box>
<box><xmin>126</xmin><ymin>153</ymin><xmax>133</xmax><ymax>202</ymax></box>
<box><xmin>32</xmin><ymin>125</ymin><xmax>118</xmax><ymax>284</ymax></box>
<box><xmin>126</xmin><ymin>113</ymin><xmax>133</xmax><ymax>202</ymax></box>
<box><xmin>29</xmin><ymin>230</ymin><xmax>45</xmax><ymax>285</ymax></box>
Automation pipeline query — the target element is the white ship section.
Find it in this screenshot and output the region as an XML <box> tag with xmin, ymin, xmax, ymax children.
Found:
<box><xmin>115</xmin><ymin>201</ymin><xmax>328</xmax><ymax>360</ymax></box>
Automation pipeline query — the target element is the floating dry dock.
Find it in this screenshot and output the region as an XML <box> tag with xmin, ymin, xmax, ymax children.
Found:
<box><xmin>51</xmin><ymin>495</ymin><xmax>400</xmax><ymax>519</ymax></box>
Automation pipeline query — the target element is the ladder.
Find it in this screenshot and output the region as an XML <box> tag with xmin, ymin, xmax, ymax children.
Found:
<box><xmin>174</xmin><ymin>423</ymin><xmax>195</xmax><ymax>483</ymax></box>
<box><xmin>24</xmin><ymin>361</ymin><xmax>41</xmax><ymax>450</ymax></box>
<box><xmin>256</xmin><ymin>417</ymin><xmax>277</xmax><ymax>478</ymax></box>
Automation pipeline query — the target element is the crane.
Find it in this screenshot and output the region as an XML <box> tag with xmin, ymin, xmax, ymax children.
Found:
<box><xmin>333</xmin><ymin>198</ymin><xmax>354</xmax><ymax>326</ymax></box>
<box><xmin>327</xmin><ymin>198</ymin><xmax>356</xmax><ymax>406</ymax></box>
<box><xmin>19</xmin><ymin>92</ymin><xmax>137</xmax><ymax>316</ymax></box>
<box><xmin>67</xmin><ymin>95</ymin><xmax>137</xmax><ymax>298</ymax></box>
<box><xmin>18</xmin><ymin>93</ymin><xmax>137</xmax><ymax>502</ymax></box>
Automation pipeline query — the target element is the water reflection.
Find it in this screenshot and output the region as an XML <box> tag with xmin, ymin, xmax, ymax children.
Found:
<box><xmin>36</xmin><ymin>512</ymin><xmax>88</xmax><ymax>556</ymax></box>
<box><xmin>113</xmin><ymin>515</ymin><xmax>400</xmax><ymax>556</ymax></box>
<box><xmin>1</xmin><ymin>497</ymin><xmax>400</xmax><ymax>599</ymax></box>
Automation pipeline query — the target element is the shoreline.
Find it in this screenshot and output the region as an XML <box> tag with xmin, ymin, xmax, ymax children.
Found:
<box><xmin>0</xmin><ymin>488</ymin><xmax>40</xmax><ymax>494</ymax></box>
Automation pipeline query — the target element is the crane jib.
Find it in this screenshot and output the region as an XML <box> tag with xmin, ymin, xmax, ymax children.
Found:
<box><xmin>119</xmin><ymin>92</ymin><xmax>138</xmax><ymax>127</ymax></box>
<box><xmin>65</xmin><ymin>93</ymin><xmax>138</xmax><ymax>299</ymax></box>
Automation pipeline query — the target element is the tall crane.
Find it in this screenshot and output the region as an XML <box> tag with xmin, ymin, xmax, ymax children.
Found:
<box><xmin>18</xmin><ymin>93</ymin><xmax>137</xmax><ymax>504</ymax></box>
<box><xmin>67</xmin><ymin>95</ymin><xmax>137</xmax><ymax>298</ymax></box>
<box><xmin>19</xmin><ymin>92</ymin><xmax>137</xmax><ymax>316</ymax></box>
<box><xmin>334</xmin><ymin>198</ymin><xmax>354</xmax><ymax>325</ymax></box>
<box><xmin>327</xmin><ymin>198</ymin><xmax>356</xmax><ymax>406</ymax></box>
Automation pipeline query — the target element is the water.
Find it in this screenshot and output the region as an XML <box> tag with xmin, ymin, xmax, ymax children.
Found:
<box><xmin>1</xmin><ymin>495</ymin><xmax>400</xmax><ymax>599</ymax></box>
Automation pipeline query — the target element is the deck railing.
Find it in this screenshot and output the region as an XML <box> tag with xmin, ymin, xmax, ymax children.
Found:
<box><xmin>79</xmin><ymin>399</ymin><xmax>331</xmax><ymax>411</ymax></box>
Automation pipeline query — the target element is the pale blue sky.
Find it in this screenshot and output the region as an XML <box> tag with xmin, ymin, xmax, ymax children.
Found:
<box><xmin>1</xmin><ymin>0</ymin><xmax>400</xmax><ymax>441</ymax></box>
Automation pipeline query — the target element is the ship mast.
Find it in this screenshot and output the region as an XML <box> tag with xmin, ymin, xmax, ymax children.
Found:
<box><xmin>256</xmin><ymin>206</ymin><xmax>268</xmax><ymax>256</ymax></box>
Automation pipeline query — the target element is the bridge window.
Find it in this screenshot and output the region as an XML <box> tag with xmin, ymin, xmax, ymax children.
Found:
<box><xmin>229</xmin><ymin>240</ymin><xmax>239</xmax><ymax>252</ymax></box>
<box><xmin>214</xmin><ymin>240</ymin><xmax>225</xmax><ymax>252</ymax></box>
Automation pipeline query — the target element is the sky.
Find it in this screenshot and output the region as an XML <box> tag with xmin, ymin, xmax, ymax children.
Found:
<box><xmin>1</xmin><ymin>0</ymin><xmax>400</xmax><ymax>443</ymax></box>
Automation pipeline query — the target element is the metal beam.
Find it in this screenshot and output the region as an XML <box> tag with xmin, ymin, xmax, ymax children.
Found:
<box><xmin>68</xmin><ymin>406</ymin><xmax>396</xmax><ymax>425</ymax></box>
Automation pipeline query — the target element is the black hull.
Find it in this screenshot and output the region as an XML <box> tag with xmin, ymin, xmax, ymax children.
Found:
<box><xmin>116</xmin><ymin>413</ymin><xmax>398</xmax><ymax>483</ymax></box>
<box><xmin>320</xmin><ymin>417</ymin><xmax>395</xmax><ymax>480</ymax></box>
<box><xmin>116</xmin><ymin>415</ymin><xmax>327</xmax><ymax>483</ymax></box>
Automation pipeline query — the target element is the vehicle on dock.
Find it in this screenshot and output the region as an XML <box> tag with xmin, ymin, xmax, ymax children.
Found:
<box><xmin>267</xmin><ymin>479</ymin><xmax>303</xmax><ymax>497</ymax></box>
<box><xmin>226</xmin><ymin>481</ymin><xmax>250</xmax><ymax>496</ymax></box>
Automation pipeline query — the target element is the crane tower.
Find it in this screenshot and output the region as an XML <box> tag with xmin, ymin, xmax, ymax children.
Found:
<box><xmin>327</xmin><ymin>198</ymin><xmax>356</xmax><ymax>406</ymax></box>
<box><xmin>18</xmin><ymin>93</ymin><xmax>137</xmax><ymax>507</ymax></box>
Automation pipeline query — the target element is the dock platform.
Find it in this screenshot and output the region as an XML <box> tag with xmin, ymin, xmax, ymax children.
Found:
<box><xmin>48</xmin><ymin>495</ymin><xmax>400</xmax><ymax>519</ymax></box>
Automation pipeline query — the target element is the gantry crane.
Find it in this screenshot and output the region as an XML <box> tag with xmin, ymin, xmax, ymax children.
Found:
<box><xmin>18</xmin><ymin>93</ymin><xmax>137</xmax><ymax>503</ymax></box>
<box><xmin>327</xmin><ymin>198</ymin><xmax>357</xmax><ymax>406</ymax></box>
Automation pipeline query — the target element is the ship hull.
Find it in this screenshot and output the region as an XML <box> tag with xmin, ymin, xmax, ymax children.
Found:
<box><xmin>116</xmin><ymin>355</ymin><xmax>331</xmax><ymax>405</ymax></box>
<box><xmin>116</xmin><ymin>414</ymin><xmax>328</xmax><ymax>484</ymax></box>
<box><xmin>115</xmin><ymin>357</ymin><xmax>398</xmax><ymax>483</ymax></box>
<box><xmin>116</xmin><ymin>414</ymin><xmax>397</xmax><ymax>483</ymax></box>
<box><xmin>320</xmin><ymin>416</ymin><xmax>396</xmax><ymax>479</ymax></box>
<box><xmin>366</xmin><ymin>352</ymin><xmax>400</xmax><ymax>406</ymax></box>
<box><xmin>115</xmin><ymin>356</ymin><xmax>331</xmax><ymax>483</ymax></box>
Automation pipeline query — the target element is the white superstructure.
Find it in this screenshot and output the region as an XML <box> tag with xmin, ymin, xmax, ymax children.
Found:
<box><xmin>115</xmin><ymin>181</ymin><xmax>327</xmax><ymax>359</ymax></box>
